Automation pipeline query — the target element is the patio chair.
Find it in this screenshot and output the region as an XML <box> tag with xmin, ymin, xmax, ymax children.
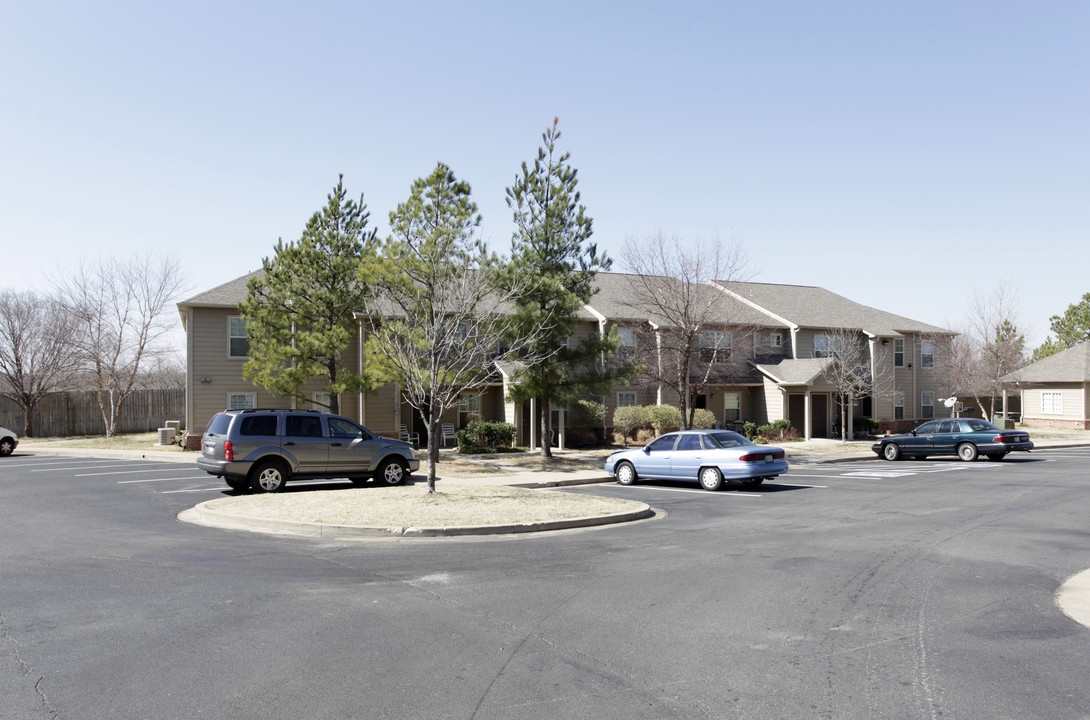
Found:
<box><xmin>441</xmin><ymin>423</ymin><xmax>457</xmax><ymax>447</ymax></box>
<box><xmin>400</xmin><ymin>424</ymin><xmax>420</xmax><ymax>447</ymax></box>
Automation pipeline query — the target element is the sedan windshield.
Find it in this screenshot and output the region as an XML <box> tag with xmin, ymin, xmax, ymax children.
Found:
<box><xmin>705</xmin><ymin>431</ymin><xmax>753</xmax><ymax>449</ymax></box>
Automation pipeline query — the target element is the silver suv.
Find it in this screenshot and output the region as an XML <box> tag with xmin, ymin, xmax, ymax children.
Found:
<box><xmin>196</xmin><ymin>409</ymin><xmax>419</xmax><ymax>493</ymax></box>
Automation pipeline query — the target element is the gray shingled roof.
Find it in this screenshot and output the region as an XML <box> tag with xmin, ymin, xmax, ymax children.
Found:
<box><xmin>714</xmin><ymin>281</ymin><xmax>951</xmax><ymax>337</ymax></box>
<box><xmin>587</xmin><ymin>272</ymin><xmax>782</xmax><ymax>327</ymax></box>
<box><xmin>1002</xmin><ymin>342</ymin><xmax>1090</xmax><ymax>384</ymax></box>
<box><xmin>179</xmin><ymin>270</ymin><xmax>262</xmax><ymax>308</ymax></box>
<box><xmin>753</xmin><ymin>357</ymin><xmax>836</xmax><ymax>385</ymax></box>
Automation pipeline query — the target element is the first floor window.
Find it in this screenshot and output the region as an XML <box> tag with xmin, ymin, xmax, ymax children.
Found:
<box><xmin>1041</xmin><ymin>391</ymin><xmax>1063</xmax><ymax>415</ymax></box>
<box><xmin>921</xmin><ymin>392</ymin><xmax>934</xmax><ymax>419</ymax></box>
<box><xmin>228</xmin><ymin>317</ymin><xmax>249</xmax><ymax>358</ymax></box>
<box><xmin>459</xmin><ymin>393</ymin><xmax>481</xmax><ymax>427</ymax></box>
<box><xmin>617</xmin><ymin>392</ymin><xmax>637</xmax><ymax>408</ymax></box>
<box><xmin>894</xmin><ymin>392</ymin><xmax>904</xmax><ymax>420</ymax></box>
<box><xmin>228</xmin><ymin>393</ymin><xmax>255</xmax><ymax>410</ymax></box>
<box><xmin>723</xmin><ymin>392</ymin><xmax>741</xmax><ymax>423</ymax></box>
<box><xmin>313</xmin><ymin>392</ymin><xmax>332</xmax><ymax>411</ymax></box>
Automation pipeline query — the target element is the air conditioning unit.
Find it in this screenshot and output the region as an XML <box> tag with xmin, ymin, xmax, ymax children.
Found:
<box><xmin>157</xmin><ymin>427</ymin><xmax>175</xmax><ymax>446</ymax></box>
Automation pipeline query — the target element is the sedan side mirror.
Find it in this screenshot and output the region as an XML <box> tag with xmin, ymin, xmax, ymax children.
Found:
<box><xmin>642</xmin><ymin>446</ymin><xmax>651</xmax><ymax>454</ymax></box>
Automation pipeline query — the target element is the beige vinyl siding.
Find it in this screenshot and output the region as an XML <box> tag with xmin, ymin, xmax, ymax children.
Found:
<box><xmin>758</xmin><ymin>376</ymin><xmax>781</xmax><ymax>425</ymax></box>
<box><xmin>1024</xmin><ymin>385</ymin><xmax>1084</xmax><ymax>422</ymax></box>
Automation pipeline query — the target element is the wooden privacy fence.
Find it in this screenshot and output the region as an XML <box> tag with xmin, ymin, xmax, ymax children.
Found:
<box><xmin>0</xmin><ymin>389</ymin><xmax>186</xmax><ymax>437</ymax></box>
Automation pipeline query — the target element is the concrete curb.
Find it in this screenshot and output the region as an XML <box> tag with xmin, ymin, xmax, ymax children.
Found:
<box><xmin>180</xmin><ymin>500</ymin><xmax>655</xmax><ymax>538</ymax></box>
<box><xmin>1057</xmin><ymin>568</ymin><xmax>1090</xmax><ymax>630</ymax></box>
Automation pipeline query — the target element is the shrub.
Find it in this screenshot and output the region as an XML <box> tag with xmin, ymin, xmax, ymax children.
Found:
<box><xmin>635</xmin><ymin>428</ymin><xmax>656</xmax><ymax>444</ymax></box>
<box><xmin>457</xmin><ymin>421</ymin><xmax>516</xmax><ymax>453</ymax></box>
<box><xmin>689</xmin><ymin>408</ymin><xmax>717</xmax><ymax>430</ymax></box>
<box><xmin>742</xmin><ymin>421</ymin><xmax>758</xmax><ymax>440</ymax></box>
<box><xmin>612</xmin><ymin>405</ymin><xmax>651</xmax><ymax>445</ymax></box>
<box><xmin>648</xmin><ymin>404</ymin><xmax>681</xmax><ymax>434</ymax></box>
<box><xmin>569</xmin><ymin>400</ymin><xmax>606</xmax><ymax>446</ymax></box>
<box><xmin>853</xmin><ymin>417</ymin><xmax>880</xmax><ymax>435</ymax></box>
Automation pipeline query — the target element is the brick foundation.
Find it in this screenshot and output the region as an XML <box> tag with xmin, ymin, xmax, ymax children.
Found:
<box><xmin>1021</xmin><ymin>417</ymin><xmax>1090</xmax><ymax>431</ymax></box>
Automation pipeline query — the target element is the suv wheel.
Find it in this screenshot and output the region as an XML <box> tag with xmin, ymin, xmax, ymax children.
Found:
<box><xmin>375</xmin><ymin>458</ymin><xmax>407</xmax><ymax>486</ymax></box>
<box><xmin>251</xmin><ymin>460</ymin><xmax>289</xmax><ymax>493</ymax></box>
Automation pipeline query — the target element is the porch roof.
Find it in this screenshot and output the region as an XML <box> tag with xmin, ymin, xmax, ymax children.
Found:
<box><xmin>752</xmin><ymin>357</ymin><xmax>835</xmax><ymax>386</ymax></box>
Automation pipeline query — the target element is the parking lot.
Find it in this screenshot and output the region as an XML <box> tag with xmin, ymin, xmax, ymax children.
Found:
<box><xmin>3</xmin><ymin>447</ymin><xmax>1090</xmax><ymax>720</ymax></box>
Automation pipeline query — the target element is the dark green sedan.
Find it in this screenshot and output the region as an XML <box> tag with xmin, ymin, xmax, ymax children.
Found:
<box><xmin>872</xmin><ymin>418</ymin><xmax>1033</xmax><ymax>462</ymax></box>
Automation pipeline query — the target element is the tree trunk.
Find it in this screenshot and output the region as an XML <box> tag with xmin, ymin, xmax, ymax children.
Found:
<box><xmin>426</xmin><ymin>417</ymin><xmax>440</xmax><ymax>494</ymax></box>
<box><xmin>539</xmin><ymin>396</ymin><xmax>552</xmax><ymax>458</ymax></box>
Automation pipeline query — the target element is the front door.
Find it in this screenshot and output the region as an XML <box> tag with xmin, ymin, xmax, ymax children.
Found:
<box><xmin>811</xmin><ymin>394</ymin><xmax>829</xmax><ymax>438</ymax></box>
<box><xmin>282</xmin><ymin>413</ymin><xmax>329</xmax><ymax>473</ymax></box>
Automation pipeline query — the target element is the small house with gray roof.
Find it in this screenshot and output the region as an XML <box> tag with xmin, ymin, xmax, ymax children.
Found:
<box><xmin>1001</xmin><ymin>342</ymin><xmax>1090</xmax><ymax>429</ymax></box>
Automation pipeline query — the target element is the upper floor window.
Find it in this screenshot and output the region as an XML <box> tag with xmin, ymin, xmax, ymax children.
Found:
<box><xmin>894</xmin><ymin>338</ymin><xmax>904</xmax><ymax>367</ymax></box>
<box><xmin>228</xmin><ymin>317</ymin><xmax>249</xmax><ymax>358</ymax></box>
<box><xmin>699</xmin><ymin>330</ymin><xmax>732</xmax><ymax>363</ymax></box>
<box><xmin>921</xmin><ymin>340</ymin><xmax>934</xmax><ymax>368</ymax></box>
<box><xmin>770</xmin><ymin>332</ymin><xmax>783</xmax><ymax>349</ymax></box>
<box><xmin>616</xmin><ymin>327</ymin><xmax>636</xmax><ymax>348</ymax></box>
<box><xmin>814</xmin><ymin>334</ymin><xmax>843</xmax><ymax>358</ymax></box>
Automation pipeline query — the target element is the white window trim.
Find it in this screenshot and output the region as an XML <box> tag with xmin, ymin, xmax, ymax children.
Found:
<box><xmin>893</xmin><ymin>338</ymin><xmax>904</xmax><ymax>367</ymax></box>
<box><xmin>921</xmin><ymin>340</ymin><xmax>934</xmax><ymax>369</ymax></box>
<box><xmin>616</xmin><ymin>327</ymin><xmax>636</xmax><ymax>348</ymax></box>
<box><xmin>616</xmin><ymin>391</ymin><xmax>637</xmax><ymax>408</ymax></box>
<box><xmin>921</xmin><ymin>391</ymin><xmax>934</xmax><ymax>418</ymax></box>
<box><xmin>228</xmin><ymin>392</ymin><xmax>255</xmax><ymax>410</ymax></box>
<box><xmin>228</xmin><ymin>316</ymin><xmax>249</xmax><ymax>359</ymax></box>
<box><xmin>1041</xmin><ymin>391</ymin><xmax>1063</xmax><ymax>415</ymax></box>
<box><xmin>770</xmin><ymin>332</ymin><xmax>783</xmax><ymax>349</ymax></box>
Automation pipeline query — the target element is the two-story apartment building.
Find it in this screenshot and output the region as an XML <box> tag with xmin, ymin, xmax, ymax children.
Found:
<box><xmin>177</xmin><ymin>271</ymin><xmax>953</xmax><ymax>446</ymax></box>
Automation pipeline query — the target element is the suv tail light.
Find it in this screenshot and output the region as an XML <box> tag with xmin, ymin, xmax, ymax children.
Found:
<box><xmin>224</xmin><ymin>440</ymin><xmax>234</xmax><ymax>461</ymax></box>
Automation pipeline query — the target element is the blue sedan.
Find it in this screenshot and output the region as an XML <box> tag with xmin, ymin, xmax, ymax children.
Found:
<box><xmin>871</xmin><ymin>418</ymin><xmax>1033</xmax><ymax>461</ymax></box>
<box><xmin>604</xmin><ymin>430</ymin><xmax>789</xmax><ymax>491</ymax></box>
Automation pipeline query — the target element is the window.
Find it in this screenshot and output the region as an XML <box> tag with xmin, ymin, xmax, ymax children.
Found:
<box><xmin>228</xmin><ymin>393</ymin><xmax>254</xmax><ymax>410</ymax></box>
<box><xmin>285</xmin><ymin>414</ymin><xmax>323</xmax><ymax>437</ymax></box>
<box><xmin>814</xmin><ymin>334</ymin><xmax>843</xmax><ymax>358</ymax></box>
<box><xmin>228</xmin><ymin>317</ymin><xmax>249</xmax><ymax>358</ymax></box>
<box><xmin>646</xmin><ymin>434</ymin><xmax>678</xmax><ymax>452</ymax></box>
<box><xmin>894</xmin><ymin>391</ymin><xmax>904</xmax><ymax>420</ymax></box>
<box><xmin>616</xmin><ymin>327</ymin><xmax>636</xmax><ymax>349</ymax></box>
<box><xmin>770</xmin><ymin>333</ymin><xmax>783</xmax><ymax>349</ymax></box>
<box><xmin>921</xmin><ymin>340</ymin><xmax>934</xmax><ymax>369</ymax></box>
<box><xmin>1042</xmin><ymin>391</ymin><xmax>1063</xmax><ymax>415</ymax></box>
<box><xmin>676</xmin><ymin>434</ymin><xmax>702</xmax><ymax>451</ymax></box>
<box><xmin>723</xmin><ymin>392</ymin><xmax>741</xmax><ymax>423</ymax></box>
<box><xmin>459</xmin><ymin>393</ymin><xmax>481</xmax><ymax>427</ymax></box>
<box><xmin>894</xmin><ymin>338</ymin><xmax>904</xmax><ymax>367</ymax></box>
<box><xmin>617</xmin><ymin>392</ymin><xmax>637</xmax><ymax>408</ymax></box>
<box><xmin>239</xmin><ymin>414</ymin><xmax>277</xmax><ymax>436</ymax></box>
<box><xmin>699</xmin><ymin>330</ymin><xmax>731</xmax><ymax>363</ymax></box>
<box><xmin>921</xmin><ymin>392</ymin><xmax>934</xmax><ymax>419</ymax></box>
<box><xmin>313</xmin><ymin>392</ymin><xmax>332</xmax><ymax>411</ymax></box>
<box><xmin>328</xmin><ymin>417</ymin><xmax>365</xmax><ymax>439</ymax></box>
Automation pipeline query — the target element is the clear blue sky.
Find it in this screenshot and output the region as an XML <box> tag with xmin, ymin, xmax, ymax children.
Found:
<box><xmin>3</xmin><ymin>1</ymin><xmax>1087</xmax><ymax>351</ymax></box>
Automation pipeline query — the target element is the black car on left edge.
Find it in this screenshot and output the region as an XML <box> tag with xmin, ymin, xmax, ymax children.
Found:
<box><xmin>872</xmin><ymin>418</ymin><xmax>1033</xmax><ymax>462</ymax></box>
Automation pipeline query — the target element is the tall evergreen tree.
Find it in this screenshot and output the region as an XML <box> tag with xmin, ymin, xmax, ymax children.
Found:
<box><xmin>240</xmin><ymin>176</ymin><xmax>380</xmax><ymax>413</ymax></box>
<box><xmin>505</xmin><ymin>118</ymin><xmax>626</xmax><ymax>457</ymax></box>
<box><xmin>1031</xmin><ymin>292</ymin><xmax>1090</xmax><ymax>362</ymax></box>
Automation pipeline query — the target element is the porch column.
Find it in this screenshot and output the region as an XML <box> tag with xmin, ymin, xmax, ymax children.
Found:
<box><xmin>529</xmin><ymin>398</ymin><xmax>537</xmax><ymax>450</ymax></box>
<box><xmin>804</xmin><ymin>390</ymin><xmax>812</xmax><ymax>440</ymax></box>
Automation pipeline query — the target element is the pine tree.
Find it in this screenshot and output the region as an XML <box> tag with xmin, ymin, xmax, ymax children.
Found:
<box><xmin>240</xmin><ymin>176</ymin><xmax>380</xmax><ymax>413</ymax></box>
<box><xmin>505</xmin><ymin>119</ymin><xmax>626</xmax><ymax>457</ymax></box>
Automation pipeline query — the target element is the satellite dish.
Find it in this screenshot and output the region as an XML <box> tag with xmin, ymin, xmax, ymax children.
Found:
<box><xmin>943</xmin><ymin>396</ymin><xmax>958</xmax><ymax>408</ymax></box>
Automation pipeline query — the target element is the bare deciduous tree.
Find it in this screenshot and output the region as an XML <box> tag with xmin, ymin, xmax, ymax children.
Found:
<box><xmin>54</xmin><ymin>255</ymin><xmax>184</xmax><ymax>436</ymax></box>
<box><xmin>815</xmin><ymin>328</ymin><xmax>894</xmax><ymax>442</ymax></box>
<box><xmin>618</xmin><ymin>231</ymin><xmax>753</xmax><ymax>429</ymax></box>
<box><xmin>0</xmin><ymin>290</ymin><xmax>81</xmax><ymax>436</ymax></box>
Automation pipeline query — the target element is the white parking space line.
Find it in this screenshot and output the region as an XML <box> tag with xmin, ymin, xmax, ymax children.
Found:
<box><xmin>786</xmin><ymin>473</ymin><xmax>854</xmax><ymax>480</ymax></box>
<box><xmin>118</xmin><ymin>476</ymin><xmax>206</xmax><ymax>484</ymax></box>
<box><xmin>76</xmin><ymin>467</ymin><xmax>187</xmax><ymax>477</ymax></box>
<box><xmin>775</xmin><ymin>482</ymin><xmax>828</xmax><ymax>488</ymax></box>
<box><xmin>610</xmin><ymin>485</ymin><xmax>763</xmax><ymax>497</ymax></box>
<box><xmin>36</xmin><ymin>463</ymin><xmax>153</xmax><ymax>472</ymax></box>
<box><xmin>161</xmin><ymin>487</ymin><xmax>228</xmax><ymax>494</ymax></box>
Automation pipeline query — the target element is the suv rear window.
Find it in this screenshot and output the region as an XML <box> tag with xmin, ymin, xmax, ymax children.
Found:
<box><xmin>240</xmin><ymin>415</ymin><xmax>278</xmax><ymax>436</ymax></box>
<box><xmin>205</xmin><ymin>414</ymin><xmax>232</xmax><ymax>435</ymax></box>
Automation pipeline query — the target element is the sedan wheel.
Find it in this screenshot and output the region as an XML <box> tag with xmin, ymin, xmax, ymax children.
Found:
<box><xmin>882</xmin><ymin>443</ymin><xmax>902</xmax><ymax>461</ymax></box>
<box><xmin>957</xmin><ymin>443</ymin><xmax>979</xmax><ymax>462</ymax></box>
<box><xmin>986</xmin><ymin>453</ymin><xmax>1007</xmax><ymax>462</ymax></box>
<box><xmin>0</xmin><ymin>438</ymin><xmax>14</xmax><ymax>457</ymax></box>
<box><xmin>699</xmin><ymin>466</ymin><xmax>723</xmax><ymax>491</ymax></box>
<box><xmin>615</xmin><ymin>462</ymin><xmax>637</xmax><ymax>486</ymax></box>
